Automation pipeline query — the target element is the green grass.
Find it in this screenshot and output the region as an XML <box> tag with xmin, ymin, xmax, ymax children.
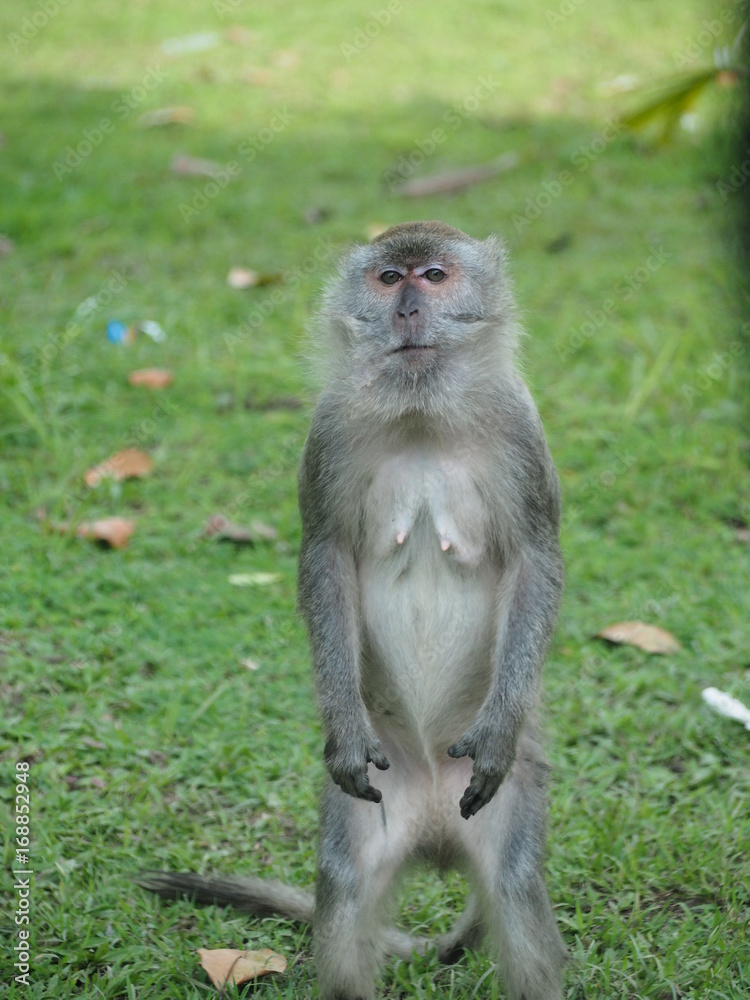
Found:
<box><xmin>1</xmin><ymin>1</ymin><xmax>749</xmax><ymax>997</ymax></box>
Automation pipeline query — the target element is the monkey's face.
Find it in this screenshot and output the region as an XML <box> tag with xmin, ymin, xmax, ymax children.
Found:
<box><xmin>320</xmin><ymin>222</ymin><xmax>516</xmax><ymax>419</ymax></box>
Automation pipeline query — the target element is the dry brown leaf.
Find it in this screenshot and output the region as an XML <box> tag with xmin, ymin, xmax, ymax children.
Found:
<box><xmin>171</xmin><ymin>153</ymin><xmax>224</xmax><ymax>178</ymax></box>
<box><xmin>596</xmin><ymin>621</ymin><xmax>681</xmax><ymax>654</ymax></box>
<box><xmin>393</xmin><ymin>153</ymin><xmax>519</xmax><ymax>198</ymax></box>
<box><xmin>225</xmin><ymin>26</ymin><xmax>259</xmax><ymax>46</ymax></box>
<box><xmin>85</xmin><ymin>449</ymin><xmax>153</xmax><ymax>487</ymax></box>
<box><xmin>76</xmin><ymin>517</ymin><xmax>135</xmax><ymax>549</ymax></box>
<box><xmin>81</xmin><ymin>737</ymin><xmax>107</xmax><ymax>750</ymax></box>
<box><xmin>241</xmin><ymin>67</ymin><xmax>271</xmax><ymax>87</ymax></box>
<box><xmin>138</xmin><ymin>106</ymin><xmax>195</xmax><ymax>127</ymax></box>
<box><xmin>202</xmin><ymin>514</ymin><xmax>254</xmax><ymax>544</ymax></box>
<box><xmin>273</xmin><ymin>49</ymin><xmax>299</xmax><ymax>69</ymax></box>
<box><xmin>227</xmin><ymin>267</ymin><xmax>282</xmax><ymax>289</ymax></box>
<box><xmin>197</xmin><ymin>947</ymin><xmax>286</xmax><ymax>989</ymax></box>
<box><xmin>128</xmin><ymin>368</ymin><xmax>174</xmax><ymax>389</ymax></box>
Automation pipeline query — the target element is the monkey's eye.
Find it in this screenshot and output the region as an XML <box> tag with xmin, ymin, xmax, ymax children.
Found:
<box><xmin>380</xmin><ymin>270</ymin><xmax>402</xmax><ymax>285</ymax></box>
<box><xmin>424</xmin><ymin>268</ymin><xmax>446</xmax><ymax>283</ymax></box>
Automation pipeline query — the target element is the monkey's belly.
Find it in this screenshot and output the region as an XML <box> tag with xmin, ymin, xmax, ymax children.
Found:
<box><xmin>359</xmin><ymin>544</ymin><xmax>498</xmax><ymax>757</ymax></box>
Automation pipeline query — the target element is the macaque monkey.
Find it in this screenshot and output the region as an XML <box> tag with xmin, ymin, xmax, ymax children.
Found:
<box><xmin>140</xmin><ymin>221</ymin><xmax>567</xmax><ymax>999</ymax></box>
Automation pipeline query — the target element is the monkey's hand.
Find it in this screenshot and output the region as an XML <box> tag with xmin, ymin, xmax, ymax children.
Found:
<box><xmin>324</xmin><ymin>728</ymin><xmax>390</xmax><ymax>804</ymax></box>
<box><xmin>447</xmin><ymin>725</ymin><xmax>515</xmax><ymax>820</ymax></box>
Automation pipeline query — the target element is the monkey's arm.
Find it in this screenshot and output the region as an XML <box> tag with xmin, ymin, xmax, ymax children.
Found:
<box><xmin>448</xmin><ymin>410</ymin><xmax>563</xmax><ymax>819</ymax></box>
<box><xmin>297</xmin><ymin>419</ymin><xmax>390</xmax><ymax>804</ymax></box>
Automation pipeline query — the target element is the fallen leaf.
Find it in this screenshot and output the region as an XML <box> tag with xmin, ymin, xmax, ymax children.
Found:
<box><xmin>228</xmin><ymin>572</ymin><xmax>282</xmax><ymax>587</ymax></box>
<box><xmin>90</xmin><ymin>776</ymin><xmax>107</xmax><ymax>790</ymax></box>
<box><xmin>128</xmin><ymin>368</ymin><xmax>174</xmax><ymax>389</ymax></box>
<box><xmin>240</xmin><ymin>657</ymin><xmax>260</xmax><ymax>671</ymax></box>
<box><xmin>76</xmin><ymin>517</ymin><xmax>135</xmax><ymax>549</ymax></box>
<box><xmin>81</xmin><ymin>737</ymin><xmax>107</xmax><ymax>750</ymax></box>
<box><xmin>227</xmin><ymin>266</ymin><xmax>259</xmax><ymax>289</ymax></box>
<box><xmin>202</xmin><ymin>514</ymin><xmax>254</xmax><ymax>544</ymax></box>
<box><xmin>716</xmin><ymin>70</ymin><xmax>738</xmax><ymax>88</ymax></box>
<box><xmin>241</xmin><ymin>67</ymin><xmax>271</xmax><ymax>87</ymax></box>
<box><xmin>171</xmin><ymin>153</ymin><xmax>224</xmax><ymax>178</ymax></box>
<box><xmin>225</xmin><ymin>26</ymin><xmax>258</xmax><ymax>46</ymax></box>
<box><xmin>85</xmin><ymin>449</ymin><xmax>153</xmax><ymax>488</ymax></box>
<box><xmin>0</xmin><ymin>234</ymin><xmax>15</xmax><ymax>256</ymax></box>
<box><xmin>392</xmin><ymin>153</ymin><xmax>519</xmax><ymax>197</ymax></box>
<box><xmin>138</xmin><ymin>106</ymin><xmax>195</xmax><ymax>127</ymax></box>
<box><xmin>227</xmin><ymin>267</ymin><xmax>282</xmax><ymax>289</ymax></box>
<box><xmin>273</xmin><ymin>49</ymin><xmax>299</xmax><ymax>70</ymax></box>
<box><xmin>197</xmin><ymin>947</ymin><xmax>286</xmax><ymax>989</ymax></box>
<box><xmin>595</xmin><ymin>621</ymin><xmax>681</xmax><ymax>654</ymax></box>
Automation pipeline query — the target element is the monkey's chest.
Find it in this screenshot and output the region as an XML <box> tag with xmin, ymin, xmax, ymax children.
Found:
<box><xmin>357</xmin><ymin>450</ymin><xmax>499</xmax><ymax>748</ymax></box>
<box><xmin>360</xmin><ymin>450</ymin><xmax>491</xmax><ymax>568</ymax></box>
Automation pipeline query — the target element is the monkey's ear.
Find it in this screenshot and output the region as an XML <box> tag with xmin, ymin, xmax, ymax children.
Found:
<box><xmin>480</xmin><ymin>234</ymin><xmax>509</xmax><ymax>277</ymax></box>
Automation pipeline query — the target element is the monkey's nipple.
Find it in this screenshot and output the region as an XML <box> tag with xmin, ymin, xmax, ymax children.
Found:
<box><xmin>396</xmin><ymin>530</ymin><xmax>407</xmax><ymax>546</ymax></box>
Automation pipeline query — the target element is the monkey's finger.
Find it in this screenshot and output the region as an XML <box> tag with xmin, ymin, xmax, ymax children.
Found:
<box><xmin>458</xmin><ymin>778</ymin><xmax>489</xmax><ymax>820</ymax></box>
<box><xmin>367</xmin><ymin>749</ymin><xmax>390</xmax><ymax>771</ymax></box>
<box><xmin>447</xmin><ymin>740</ymin><xmax>474</xmax><ymax>760</ymax></box>
<box><xmin>355</xmin><ymin>776</ymin><xmax>383</xmax><ymax>804</ymax></box>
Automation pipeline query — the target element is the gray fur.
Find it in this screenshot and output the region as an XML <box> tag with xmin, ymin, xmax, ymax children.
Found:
<box><xmin>140</xmin><ymin>222</ymin><xmax>567</xmax><ymax>999</ymax></box>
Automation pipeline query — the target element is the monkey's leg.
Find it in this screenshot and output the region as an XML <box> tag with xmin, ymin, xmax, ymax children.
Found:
<box><xmin>459</xmin><ymin>754</ymin><xmax>567</xmax><ymax>1000</ymax></box>
<box><xmin>314</xmin><ymin>774</ymin><xmax>419</xmax><ymax>1000</ymax></box>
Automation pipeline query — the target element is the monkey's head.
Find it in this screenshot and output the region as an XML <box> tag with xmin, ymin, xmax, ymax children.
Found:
<box><xmin>318</xmin><ymin>221</ymin><xmax>520</xmax><ymax>424</ymax></box>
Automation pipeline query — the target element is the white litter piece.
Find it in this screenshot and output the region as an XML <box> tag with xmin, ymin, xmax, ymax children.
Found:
<box><xmin>162</xmin><ymin>32</ymin><xmax>220</xmax><ymax>56</ymax></box>
<box><xmin>702</xmin><ymin>687</ymin><xmax>750</xmax><ymax>730</ymax></box>
<box><xmin>139</xmin><ymin>320</ymin><xmax>167</xmax><ymax>343</ymax></box>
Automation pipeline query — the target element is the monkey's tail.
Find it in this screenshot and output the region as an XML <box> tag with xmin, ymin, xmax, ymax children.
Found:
<box><xmin>136</xmin><ymin>871</ymin><xmax>314</xmax><ymax>923</ymax></box>
<box><xmin>136</xmin><ymin>871</ymin><xmax>472</xmax><ymax>963</ymax></box>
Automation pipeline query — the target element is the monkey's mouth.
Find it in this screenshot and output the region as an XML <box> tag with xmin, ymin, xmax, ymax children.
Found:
<box><xmin>391</xmin><ymin>345</ymin><xmax>435</xmax><ymax>354</ymax></box>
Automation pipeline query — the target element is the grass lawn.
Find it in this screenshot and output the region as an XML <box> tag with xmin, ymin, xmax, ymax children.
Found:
<box><xmin>1</xmin><ymin>0</ymin><xmax>749</xmax><ymax>997</ymax></box>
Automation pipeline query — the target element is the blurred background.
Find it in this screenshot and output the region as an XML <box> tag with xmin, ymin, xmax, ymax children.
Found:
<box><xmin>1</xmin><ymin>1</ymin><xmax>748</xmax><ymax>997</ymax></box>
